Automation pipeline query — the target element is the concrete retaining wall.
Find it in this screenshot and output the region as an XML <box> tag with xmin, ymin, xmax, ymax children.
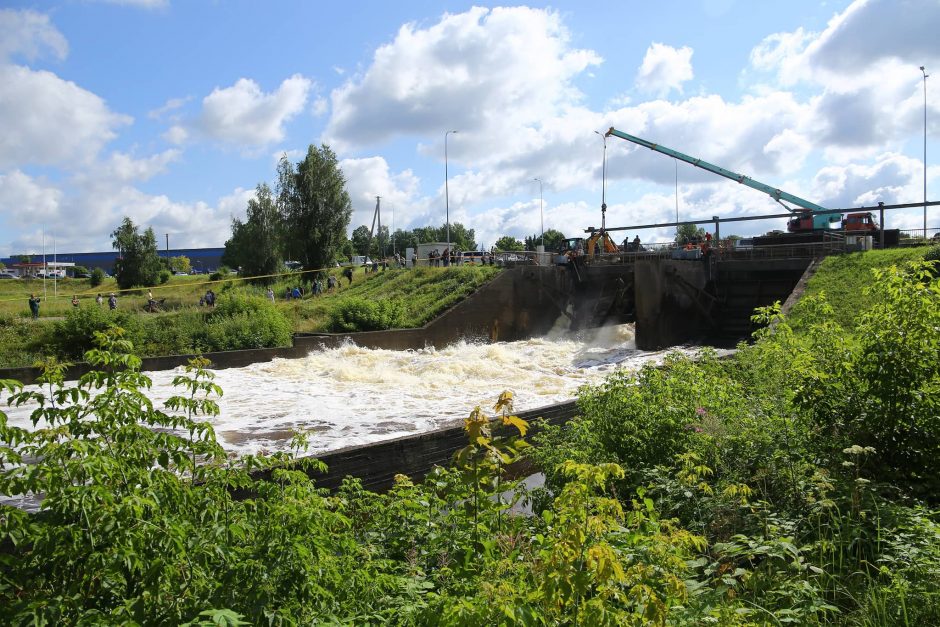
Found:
<box><xmin>248</xmin><ymin>399</ymin><xmax>579</xmax><ymax>493</ymax></box>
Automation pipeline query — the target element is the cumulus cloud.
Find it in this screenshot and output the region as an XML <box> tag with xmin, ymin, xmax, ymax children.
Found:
<box><xmin>635</xmin><ymin>43</ymin><xmax>694</xmax><ymax>96</ymax></box>
<box><xmin>748</xmin><ymin>0</ymin><xmax>939</xmax><ymax>153</ymax></box>
<box><xmin>0</xmin><ymin>9</ymin><xmax>68</xmax><ymax>62</ymax></box>
<box><xmin>324</xmin><ymin>6</ymin><xmax>602</xmax><ymax>152</ymax></box>
<box><xmin>196</xmin><ymin>75</ymin><xmax>312</xmax><ymax>148</ymax></box>
<box><xmin>340</xmin><ymin>156</ymin><xmax>424</xmax><ymax>230</ymax></box>
<box><xmin>0</xmin><ymin>65</ymin><xmax>132</xmax><ymax>169</ymax></box>
<box><xmin>0</xmin><ymin>170</ymin><xmax>62</xmax><ymax>225</ymax></box>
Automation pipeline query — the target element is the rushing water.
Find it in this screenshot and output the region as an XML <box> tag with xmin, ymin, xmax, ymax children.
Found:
<box><xmin>3</xmin><ymin>323</ymin><xmax>690</xmax><ymax>458</ymax></box>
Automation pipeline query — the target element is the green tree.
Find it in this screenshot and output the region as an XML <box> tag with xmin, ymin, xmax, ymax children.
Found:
<box><xmin>351</xmin><ymin>225</ymin><xmax>371</xmax><ymax>257</ymax></box>
<box><xmin>90</xmin><ymin>267</ymin><xmax>105</xmax><ymax>287</ymax></box>
<box><xmin>676</xmin><ymin>223</ymin><xmax>706</xmax><ymax>245</ymax></box>
<box><xmin>525</xmin><ymin>228</ymin><xmax>566</xmax><ymax>252</ymax></box>
<box><xmin>493</xmin><ymin>235</ymin><xmax>524</xmax><ymax>251</ymax></box>
<box><xmin>111</xmin><ymin>217</ymin><xmax>162</xmax><ymax>289</ymax></box>
<box><xmin>167</xmin><ymin>256</ymin><xmax>191</xmax><ymax>274</ymax></box>
<box><xmin>222</xmin><ymin>183</ymin><xmax>282</xmax><ymax>283</ymax></box>
<box><xmin>391</xmin><ymin>228</ymin><xmax>418</xmax><ymax>253</ymax></box>
<box><xmin>373</xmin><ymin>225</ymin><xmax>390</xmax><ymax>258</ymax></box>
<box><xmin>276</xmin><ymin>145</ymin><xmax>352</xmax><ymax>273</ymax></box>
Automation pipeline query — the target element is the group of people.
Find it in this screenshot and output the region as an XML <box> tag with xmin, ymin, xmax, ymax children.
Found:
<box><xmin>427</xmin><ymin>248</ymin><xmax>458</xmax><ymax>267</ymax></box>
<box><xmin>28</xmin><ymin>292</ymin><xmax>118</xmax><ymax>318</ymax></box>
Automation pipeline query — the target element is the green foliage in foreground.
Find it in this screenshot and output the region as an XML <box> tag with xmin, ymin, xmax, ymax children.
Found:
<box><xmin>1</xmin><ymin>260</ymin><xmax>937</xmax><ymax>625</ymax></box>
<box><xmin>533</xmin><ymin>259</ymin><xmax>940</xmax><ymax>625</ymax></box>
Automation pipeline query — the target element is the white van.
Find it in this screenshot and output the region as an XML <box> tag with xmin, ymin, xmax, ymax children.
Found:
<box><xmin>460</xmin><ymin>251</ymin><xmax>485</xmax><ymax>265</ymax></box>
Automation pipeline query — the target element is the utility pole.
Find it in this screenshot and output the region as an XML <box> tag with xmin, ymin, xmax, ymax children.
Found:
<box><xmin>921</xmin><ymin>66</ymin><xmax>929</xmax><ymax>238</ymax></box>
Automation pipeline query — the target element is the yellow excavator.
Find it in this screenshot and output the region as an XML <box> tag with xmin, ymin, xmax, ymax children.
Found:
<box><xmin>585</xmin><ymin>228</ymin><xmax>618</xmax><ymax>256</ymax></box>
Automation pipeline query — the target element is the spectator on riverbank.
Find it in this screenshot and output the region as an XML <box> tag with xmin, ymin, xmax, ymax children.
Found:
<box><xmin>28</xmin><ymin>294</ymin><xmax>40</xmax><ymax>319</ymax></box>
<box><xmin>343</xmin><ymin>267</ymin><xmax>354</xmax><ymax>285</ymax></box>
<box><xmin>108</xmin><ymin>293</ymin><xmax>117</xmax><ymax>310</ymax></box>
<box><xmin>266</xmin><ymin>288</ymin><xmax>275</xmax><ymax>303</ymax></box>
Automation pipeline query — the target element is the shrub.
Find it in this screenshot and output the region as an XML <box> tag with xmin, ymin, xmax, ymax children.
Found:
<box><xmin>327</xmin><ymin>297</ymin><xmax>405</xmax><ymax>332</ymax></box>
<box><xmin>200</xmin><ymin>291</ymin><xmax>292</xmax><ymax>350</ymax></box>
<box><xmin>51</xmin><ymin>305</ymin><xmax>140</xmax><ymax>359</ymax></box>
<box><xmin>90</xmin><ymin>267</ymin><xmax>105</xmax><ymax>287</ymax></box>
<box><xmin>925</xmin><ymin>244</ymin><xmax>940</xmax><ymax>276</ymax></box>
<box><xmin>158</xmin><ymin>269</ymin><xmax>171</xmax><ymax>284</ymax></box>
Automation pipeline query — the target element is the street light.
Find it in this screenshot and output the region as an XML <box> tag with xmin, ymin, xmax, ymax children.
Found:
<box><xmin>534</xmin><ymin>178</ymin><xmax>544</xmax><ymax>249</ymax></box>
<box><xmin>921</xmin><ymin>66</ymin><xmax>929</xmax><ymax>238</ymax></box>
<box><xmin>445</xmin><ymin>130</ymin><xmax>458</xmax><ymax>251</ymax></box>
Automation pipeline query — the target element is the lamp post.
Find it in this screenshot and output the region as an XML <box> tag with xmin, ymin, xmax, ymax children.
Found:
<box><xmin>921</xmin><ymin>66</ymin><xmax>929</xmax><ymax>239</ymax></box>
<box><xmin>534</xmin><ymin>177</ymin><xmax>543</xmax><ymax>248</ymax></box>
<box><xmin>445</xmin><ymin>130</ymin><xmax>458</xmax><ymax>251</ymax></box>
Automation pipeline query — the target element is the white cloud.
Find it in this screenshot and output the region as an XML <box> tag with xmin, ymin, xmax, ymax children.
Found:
<box><xmin>197</xmin><ymin>74</ymin><xmax>312</xmax><ymax>147</ymax></box>
<box><xmin>0</xmin><ymin>170</ymin><xmax>62</xmax><ymax>224</ymax></box>
<box><xmin>747</xmin><ymin>0</ymin><xmax>939</xmax><ymax>152</ymax></box>
<box><xmin>0</xmin><ymin>9</ymin><xmax>68</xmax><ymax>62</ymax></box>
<box><xmin>0</xmin><ymin>64</ymin><xmax>132</xmax><ymax>169</ymax></box>
<box><xmin>324</xmin><ymin>6</ymin><xmax>602</xmax><ymax>151</ymax></box>
<box><xmin>163</xmin><ymin>124</ymin><xmax>188</xmax><ymax>145</ymax></box>
<box><xmin>340</xmin><ymin>156</ymin><xmax>424</xmax><ymax>230</ymax></box>
<box><xmin>635</xmin><ymin>43</ymin><xmax>694</xmax><ymax>96</ymax></box>
<box><xmin>148</xmin><ymin>96</ymin><xmax>189</xmax><ymax>120</ymax></box>
<box><xmin>93</xmin><ymin>149</ymin><xmax>181</xmax><ymax>184</ymax></box>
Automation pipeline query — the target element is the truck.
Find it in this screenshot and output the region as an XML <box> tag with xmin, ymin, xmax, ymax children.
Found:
<box><xmin>604</xmin><ymin>127</ymin><xmax>842</xmax><ymax>233</ymax></box>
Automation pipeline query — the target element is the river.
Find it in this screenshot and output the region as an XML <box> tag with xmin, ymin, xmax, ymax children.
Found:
<box><xmin>3</xmin><ymin>323</ymin><xmax>685</xmax><ymax>458</ymax></box>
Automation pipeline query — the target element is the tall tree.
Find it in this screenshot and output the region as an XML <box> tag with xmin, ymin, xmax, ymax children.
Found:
<box><xmin>277</xmin><ymin>145</ymin><xmax>352</xmax><ymax>273</ymax></box>
<box><xmin>525</xmin><ymin>228</ymin><xmax>566</xmax><ymax>252</ymax></box>
<box><xmin>111</xmin><ymin>217</ymin><xmax>162</xmax><ymax>289</ymax></box>
<box><xmin>350</xmin><ymin>225</ymin><xmax>371</xmax><ymax>257</ymax></box>
<box><xmin>676</xmin><ymin>223</ymin><xmax>706</xmax><ymax>245</ymax></box>
<box><xmin>494</xmin><ymin>235</ymin><xmax>524</xmax><ymax>251</ymax></box>
<box><xmin>223</xmin><ymin>183</ymin><xmax>282</xmax><ymax>282</ymax></box>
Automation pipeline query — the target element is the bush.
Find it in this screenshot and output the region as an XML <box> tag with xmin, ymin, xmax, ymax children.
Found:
<box><xmin>925</xmin><ymin>244</ymin><xmax>940</xmax><ymax>276</ymax></box>
<box><xmin>158</xmin><ymin>269</ymin><xmax>171</xmax><ymax>284</ymax></box>
<box><xmin>51</xmin><ymin>305</ymin><xmax>140</xmax><ymax>359</ymax></box>
<box><xmin>200</xmin><ymin>292</ymin><xmax>292</xmax><ymax>350</ymax></box>
<box><xmin>327</xmin><ymin>297</ymin><xmax>405</xmax><ymax>332</ymax></box>
<box><xmin>90</xmin><ymin>267</ymin><xmax>105</xmax><ymax>287</ymax></box>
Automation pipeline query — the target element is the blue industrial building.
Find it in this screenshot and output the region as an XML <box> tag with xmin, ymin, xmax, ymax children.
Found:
<box><xmin>1</xmin><ymin>248</ymin><xmax>226</xmax><ymax>274</ymax></box>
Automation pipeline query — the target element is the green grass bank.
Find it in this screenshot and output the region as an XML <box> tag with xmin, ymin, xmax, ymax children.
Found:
<box><xmin>0</xmin><ymin>265</ymin><xmax>500</xmax><ymax>368</ymax></box>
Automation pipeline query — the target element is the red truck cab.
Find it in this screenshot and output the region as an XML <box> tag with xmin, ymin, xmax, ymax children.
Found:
<box><xmin>843</xmin><ymin>212</ymin><xmax>879</xmax><ymax>232</ymax></box>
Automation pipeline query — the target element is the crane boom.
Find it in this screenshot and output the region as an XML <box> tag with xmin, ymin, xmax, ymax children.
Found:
<box><xmin>604</xmin><ymin>127</ymin><xmax>839</xmax><ymax>230</ymax></box>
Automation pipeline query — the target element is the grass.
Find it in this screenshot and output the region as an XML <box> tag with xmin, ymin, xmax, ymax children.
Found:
<box><xmin>788</xmin><ymin>246</ymin><xmax>932</xmax><ymax>330</ymax></box>
<box><xmin>286</xmin><ymin>265</ymin><xmax>501</xmax><ymax>332</ymax></box>
<box><xmin>0</xmin><ymin>265</ymin><xmax>502</xmax><ymax>368</ymax></box>
<box><xmin>0</xmin><ymin>274</ymin><xmax>228</xmax><ymax>318</ymax></box>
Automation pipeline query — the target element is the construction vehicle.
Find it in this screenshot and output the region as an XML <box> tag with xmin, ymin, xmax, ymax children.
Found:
<box><xmin>604</xmin><ymin>127</ymin><xmax>842</xmax><ymax>233</ymax></box>
<box><xmin>557</xmin><ymin>230</ymin><xmax>618</xmax><ymax>263</ymax></box>
<box><xmin>843</xmin><ymin>212</ymin><xmax>879</xmax><ymax>233</ymax></box>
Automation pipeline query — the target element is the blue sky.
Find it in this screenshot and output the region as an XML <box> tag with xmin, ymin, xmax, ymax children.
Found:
<box><xmin>0</xmin><ymin>0</ymin><xmax>937</xmax><ymax>255</ymax></box>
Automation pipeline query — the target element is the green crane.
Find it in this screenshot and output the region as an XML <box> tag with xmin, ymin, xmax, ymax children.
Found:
<box><xmin>604</xmin><ymin>127</ymin><xmax>840</xmax><ymax>231</ymax></box>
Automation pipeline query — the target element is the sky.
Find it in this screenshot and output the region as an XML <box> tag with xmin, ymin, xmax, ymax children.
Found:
<box><xmin>0</xmin><ymin>0</ymin><xmax>937</xmax><ymax>256</ymax></box>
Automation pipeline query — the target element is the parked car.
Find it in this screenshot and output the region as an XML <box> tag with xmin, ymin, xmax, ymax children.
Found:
<box><xmin>0</xmin><ymin>272</ymin><xmax>20</xmax><ymax>280</ymax></box>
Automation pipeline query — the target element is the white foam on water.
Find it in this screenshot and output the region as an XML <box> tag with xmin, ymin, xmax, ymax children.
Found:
<box><xmin>3</xmin><ymin>324</ymin><xmax>687</xmax><ymax>457</ymax></box>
